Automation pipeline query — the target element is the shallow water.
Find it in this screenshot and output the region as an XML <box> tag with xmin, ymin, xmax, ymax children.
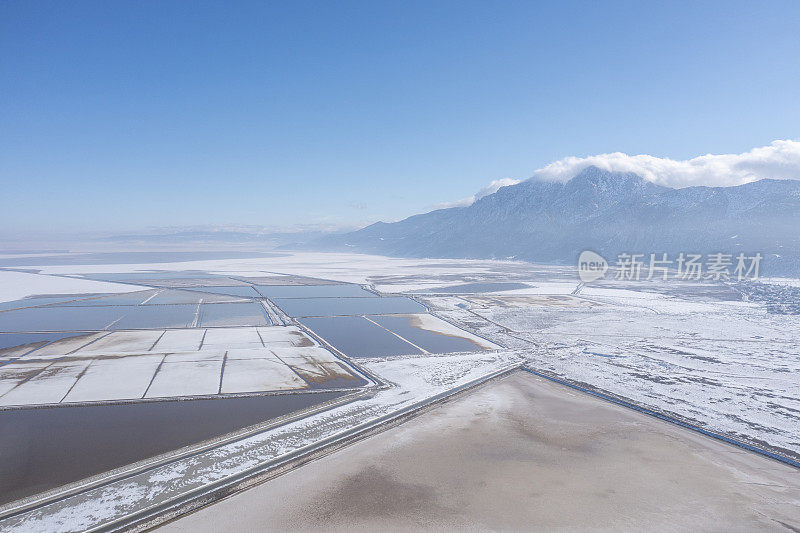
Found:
<box><xmin>0</xmin><ymin>306</ymin><xmax>123</xmax><ymax>332</ymax></box>
<box><xmin>0</xmin><ymin>391</ymin><xmax>346</xmax><ymax>506</ymax></box>
<box><xmin>300</xmin><ymin>316</ymin><xmax>423</xmax><ymax>358</ymax></box>
<box><xmin>273</xmin><ymin>297</ymin><xmax>425</xmax><ymax>317</ymax></box>
<box><xmin>369</xmin><ymin>315</ymin><xmax>483</xmax><ymax>354</ymax></box>
<box><xmin>186</xmin><ymin>285</ymin><xmax>262</xmax><ymax>299</ymax></box>
<box><xmin>143</xmin><ymin>289</ymin><xmax>207</xmax><ymax>305</ymax></box>
<box><xmin>198</xmin><ymin>302</ymin><xmax>270</xmax><ymax>327</ymax></box>
<box><xmin>0</xmin><ymin>301</ymin><xmax>271</xmax><ymax>332</ymax></box>
<box><xmin>112</xmin><ymin>305</ymin><xmax>198</xmax><ymax>329</ymax></box>
<box><xmin>51</xmin><ymin>291</ymin><xmax>155</xmax><ymax>306</ymax></box>
<box><xmin>0</xmin><ymin>297</ymin><xmax>90</xmax><ymax>312</ymax></box>
<box><xmin>0</xmin><ymin>332</ymin><xmax>85</xmax><ymax>357</ymax></box>
<box><xmin>255</xmin><ymin>285</ymin><xmax>374</xmax><ymax>299</ymax></box>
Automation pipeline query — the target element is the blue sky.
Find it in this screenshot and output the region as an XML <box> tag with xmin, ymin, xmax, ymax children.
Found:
<box><xmin>2</xmin><ymin>0</ymin><xmax>799</xmax><ymax>235</ymax></box>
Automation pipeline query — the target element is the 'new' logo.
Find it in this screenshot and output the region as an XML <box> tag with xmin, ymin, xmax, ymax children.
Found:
<box><xmin>577</xmin><ymin>250</ymin><xmax>608</xmax><ymax>282</ymax></box>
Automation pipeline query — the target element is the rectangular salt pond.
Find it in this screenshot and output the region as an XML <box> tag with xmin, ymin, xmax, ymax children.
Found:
<box><xmin>1</xmin><ymin>332</ymin><xmax>93</xmax><ymax>355</ymax></box>
<box><xmin>300</xmin><ymin>316</ymin><xmax>423</xmax><ymax>358</ymax></box>
<box><xmin>0</xmin><ymin>303</ymin><xmax>269</xmax><ymax>333</ymax></box>
<box><xmin>198</xmin><ymin>302</ymin><xmax>270</xmax><ymax>327</ymax></box>
<box><xmin>62</xmin><ymin>356</ymin><xmax>164</xmax><ymax>403</ymax></box>
<box><xmin>75</xmin><ymin>330</ymin><xmax>165</xmax><ymax>353</ymax></box>
<box><xmin>273</xmin><ymin>296</ymin><xmax>426</xmax><ymax>317</ymax></box>
<box><xmin>143</xmin><ymin>289</ymin><xmax>242</xmax><ymax>305</ymax></box>
<box><xmin>0</xmin><ymin>306</ymin><xmax>124</xmax><ymax>332</ymax></box>
<box><xmin>202</xmin><ymin>327</ymin><xmax>263</xmax><ymax>349</ymax></box>
<box><xmin>0</xmin><ymin>362</ymin><xmax>91</xmax><ymax>406</ymax></box>
<box><xmin>26</xmin><ymin>332</ymin><xmax>110</xmax><ymax>357</ymax></box>
<box><xmin>368</xmin><ymin>314</ymin><xmax>485</xmax><ymax>354</ymax></box>
<box><xmin>152</xmin><ymin>329</ymin><xmax>205</xmax><ymax>351</ymax></box>
<box><xmin>255</xmin><ymin>284</ymin><xmax>375</xmax><ymax>299</ymax></box>
<box><xmin>51</xmin><ymin>291</ymin><xmax>156</xmax><ymax>306</ymax></box>
<box><xmin>221</xmin><ymin>358</ymin><xmax>308</xmax><ymax>393</ymax></box>
<box><xmin>0</xmin><ymin>391</ymin><xmax>346</xmax><ymax>506</ymax></box>
<box><xmin>145</xmin><ymin>360</ymin><xmax>223</xmax><ymax>398</ymax></box>
<box><xmin>0</xmin><ymin>296</ymin><xmax>91</xmax><ymax>312</ymax></box>
<box><xmin>186</xmin><ymin>286</ymin><xmax>262</xmax><ymax>299</ymax></box>
<box><xmin>112</xmin><ymin>305</ymin><xmax>198</xmax><ymax>329</ymax></box>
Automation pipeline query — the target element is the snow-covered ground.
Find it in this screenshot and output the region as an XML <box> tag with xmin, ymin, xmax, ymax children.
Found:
<box><xmin>0</xmin><ymin>270</ymin><xmax>141</xmax><ymax>304</ymax></box>
<box><xmin>0</xmin><ymin>351</ymin><xmax>522</xmax><ymax>532</ymax></box>
<box><xmin>0</xmin><ymin>327</ymin><xmax>365</xmax><ymax>407</ymax></box>
<box><xmin>417</xmin><ymin>280</ymin><xmax>800</xmax><ymax>459</ymax></box>
<box><xmin>7</xmin><ymin>250</ymin><xmax>789</xmax><ymax>458</ymax></box>
<box><xmin>1</xmin><ymin>250</ymin><xmax>797</xmax><ymax>529</ymax></box>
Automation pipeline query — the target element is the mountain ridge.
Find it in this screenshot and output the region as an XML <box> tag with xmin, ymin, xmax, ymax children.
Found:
<box><xmin>308</xmin><ymin>166</ymin><xmax>800</xmax><ymax>275</ymax></box>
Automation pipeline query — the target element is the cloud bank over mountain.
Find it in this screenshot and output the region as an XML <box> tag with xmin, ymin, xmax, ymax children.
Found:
<box><xmin>433</xmin><ymin>178</ymin><xmax>522</xmax><ymax>209</ymax></box>
<box><xmin>436</xmin><ymin>140</ymin><xmax>799</xmax><ymax>210</ymax></box>
<box><xmin>530</xmin><ymin>139</ymin><xmax>800</xmax><ymax>188</ymax></box>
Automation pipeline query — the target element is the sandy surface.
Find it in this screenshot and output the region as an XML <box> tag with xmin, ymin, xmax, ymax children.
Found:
<box><xmin>155</xmin><ymin>372</ymin><xmax>800</xmax><ymax>532</ymax></box>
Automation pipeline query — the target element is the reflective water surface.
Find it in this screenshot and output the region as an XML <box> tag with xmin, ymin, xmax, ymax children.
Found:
<box><xmin>0</xmin><ymin>391</ymin><xmax>346</xmax><ymax>506</ymax></box>
<box><xmin>274</xmin><ymin>297</ymin><xmax>425</xmax><ymax>317</ymax></box>
<box><xmin>255</xmin><ymin>284</ymin><xmax>374</xmax><ymax>299</ymax></box>
<box><xmin>369</xmin><ymin>315</ymin><xmax>483</xmax><ymax>353</ymax></box>
<box><xmin>300</xmin><ymin>316</ymin><xmax>423</xmax><ymax>358</ymax></box>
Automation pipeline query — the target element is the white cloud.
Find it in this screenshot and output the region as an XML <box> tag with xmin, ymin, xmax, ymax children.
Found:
<box><xmin>432</xmin><ymin>178</ymin><xmax>521</xmax><ymax>209</ymax></box>
<box><xmin>475</xmin><ymin>178</ymin><xmax>522</xmax><ymax>199</ymax></box>
<box><xmin>430</xmin><ymin>140</ymin><xmax>800</xmax><ymax>211</ymax></box>
<box><xmin>531</xmin><ymin>139</ymin><xmax>800</xmax><ymax>188</ymax></box>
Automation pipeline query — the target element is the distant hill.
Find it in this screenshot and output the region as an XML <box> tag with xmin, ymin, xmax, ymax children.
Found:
<box><xmin>309</xmin><ymin>166</ymin><xmax>800</xmax><ymax>275</ymax></box>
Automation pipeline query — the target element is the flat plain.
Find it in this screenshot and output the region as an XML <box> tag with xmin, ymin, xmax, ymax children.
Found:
<box><xmin>157</xmin><ymin>372</ymin><xmax>800</xmax><ymax>532</ymax></box>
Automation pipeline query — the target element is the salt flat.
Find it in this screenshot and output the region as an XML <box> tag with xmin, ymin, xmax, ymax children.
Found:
<box><xmin>220</xmin><ymin>358</ymin><xmax>308</xmax><ymax>392</ymax></box>
<box><xmin>156</xmin><ymin>372</ymin><xmax>800</xmax><ymax>532</ymax></box>
<box><xmin>76</xmin><ymin>330</ymin><xmax>164</xmax><ymax>353</ymax></box>
<box><xmin>152</xmin><ymin>329</ymin><xmax>205</xmax><ymax>351</ymax></box>
<box><xmin>62</xmin><ymin>356</ymin><xmax>162</xmax><ymax>402</ymax></box>
<box><xmin>2</xmin><ymin>251</ymin><xmax>796</xmax><ymax>458</ymax></box>
<box><xmin>0</xmin><ymin>326</ymin><xmax>367</xmax><ymax>407</ymax></box>
<box><xmin>144</xmin><ymin>360</ymin><xmax>223</xmax><ymax>398</ymax></box>
<box><xmin>201</xmin><ymin>326</ymin><xmax>263</xmax><ymax>349</ymax></box>
<box><xmin>1</xmin><ymin>250</ymin><xmax>797</xmax><ymax>530</ymax></box>
<box><xmin>0</xmin><ymin>362</ymin><xmax>90</xmax><ymax>406</ymax></box>
<box><xmin>0</xmin><ymin>350</ymin><xmax>522</xmax><ymax>531</ymax></box>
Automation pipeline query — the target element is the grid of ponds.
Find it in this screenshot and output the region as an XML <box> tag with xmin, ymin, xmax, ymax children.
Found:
<box><xmin>0</xmin><ymin>274</ymin><xmax>492</xmax><ymax>360</ymax></box>
<box><xmin>0</xmin><ymin>267</ymin><xmax>497</xmax><ymax>510</ymax></box>
<box><xmin>0</xmin><ymin>271</ymin><xmax>397</xmax><ymax>508</ymax></box>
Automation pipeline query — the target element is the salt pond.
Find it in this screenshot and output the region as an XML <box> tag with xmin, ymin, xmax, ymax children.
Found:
<box><xmin>300</xmin><ymin>316</ymin><xmax>423</xmax><ymax>358</ymax></box>
<box><xmin>0</xmin><ymin>391</ymin><xmax>346</xmax><ymax>506</ymax></box>
<box><xmin>273</xmin><ymin>296</ymin><xmax>425</xmax><ymax>317</ymax></box>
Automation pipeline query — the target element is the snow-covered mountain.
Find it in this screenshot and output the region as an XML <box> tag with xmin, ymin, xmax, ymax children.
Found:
<box><xmin>311</xmin><ymin>166</ymin><xmax>800</xmax><ymax>275</ymax></box>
